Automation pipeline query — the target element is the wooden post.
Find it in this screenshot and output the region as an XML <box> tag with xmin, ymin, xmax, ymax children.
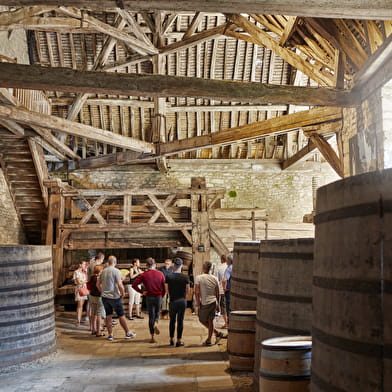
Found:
<box><xmin>191</xmin><ymin>177</ymin><xmax>210</xmax><ymax>276</ymax></box>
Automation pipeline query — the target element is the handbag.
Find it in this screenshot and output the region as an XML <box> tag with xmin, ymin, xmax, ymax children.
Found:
<box><xmin>78</xmin><ymin>286</ymin><xmax>89</xmax><ymax>296</ymax></box>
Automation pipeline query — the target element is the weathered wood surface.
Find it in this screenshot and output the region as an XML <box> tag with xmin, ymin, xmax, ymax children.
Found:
<box><xmin>0</xmin><ymin>1</ymin><xmax>390</xmax><ymax>20</ymax></box>
<box><xmin>160</xmin><ymin>106</ymin><xmax>342</xmax><ymax>156</ymax></box>
<box><xmin>0</xmin><ymin>63</ymin><xmax>351</xmax><ymax>107</ymax></box>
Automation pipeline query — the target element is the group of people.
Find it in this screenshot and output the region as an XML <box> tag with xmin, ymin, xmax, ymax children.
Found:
<box><xmin>72</xmin><ymin>252</ymin><xmax>233</xmax><ymax>346</ymax></box>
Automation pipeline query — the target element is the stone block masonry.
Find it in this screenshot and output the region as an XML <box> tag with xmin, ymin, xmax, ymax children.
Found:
<box><xmin>66</xmin><ymin>159</ymin><xmax>338</xmax><ymax>223</ymax></box>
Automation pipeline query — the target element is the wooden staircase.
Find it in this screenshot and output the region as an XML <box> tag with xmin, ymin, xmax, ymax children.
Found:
<box><xmin>0</xmin><ymin>129</ymin><xmax>47</xmax><ymax>244</ymax></box>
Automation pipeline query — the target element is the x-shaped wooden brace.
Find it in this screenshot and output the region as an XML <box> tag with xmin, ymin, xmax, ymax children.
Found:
<box><xmin>78</xmin><ymin>195</ymin><xmax>107</xmax><ymax>225</ymax></box>
<box><xmin>147</xmin><ymin>193</ymin><xmax>192</xmax><ymax>245</ymax></box>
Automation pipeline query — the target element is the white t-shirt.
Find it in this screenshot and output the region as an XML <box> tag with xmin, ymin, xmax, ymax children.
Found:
<box><xmin>195</xmin><ymin>273</ymin><xmax>218</xmax><ymax>305</ymax></box>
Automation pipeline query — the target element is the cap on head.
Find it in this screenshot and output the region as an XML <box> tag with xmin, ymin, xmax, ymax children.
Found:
<box><xmin>173</xmin><ymin>258</ymin><xmax>183</xmax><ymax>267</ymax></box>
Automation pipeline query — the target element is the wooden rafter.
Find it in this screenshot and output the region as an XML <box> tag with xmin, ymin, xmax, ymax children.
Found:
<box><xmin>226</xmin><ymin>13</ymin><xmax>335</xmax><ymax>86</ymax></box>
<box><xmin>0</xmin><ymin>104</ymin><xmax>156</xmax><ymax>153</ymax></box>
<box><xmin>159</xmin><ymin>106</ymin><xmax>342</xmax><ymax>156</ymax></box>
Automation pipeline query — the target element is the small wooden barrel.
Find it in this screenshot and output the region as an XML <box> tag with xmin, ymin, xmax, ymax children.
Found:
<box><xmin>228</xmin><ymin>310</ymin><xmax>257</xmax><ymax>371</ymax></box>
<box><xmin>231</xmin><ymin>241</ymin><xmax>260</xmax><ymax>311</ymax></box>
<box><xmin>255</xmin><ymin>238</ymin><xmax>313</xmax><ymax>389</ymax></box>
<box><xmin>0</xmin><ymin>246</ymin><xmax>56</xmax><ymax>368</ymax></box>
<box><xmin>312</xmin><ymin>169</ymin><xmax>392</xmax><ymax>392</ymax></box>
<box><xmin>260</xmin><ymin>336</ymin><xmax>312</xmax><ymax>392</ymax></box>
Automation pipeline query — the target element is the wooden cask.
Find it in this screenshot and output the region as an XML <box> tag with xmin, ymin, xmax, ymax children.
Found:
<box><xmin>0</xmin><ymin>246</ymin><xmax>56</xmax><ymax>367</ymax></box>
<box><xmin>228</xmin><ymin>310</ymin><xmax>257</xmax><ymax>371</ymax></box>
<box><xmin>255</xmin><ymin>238</ymin><xmax>313</xmax><ymax>388</ymax></box>
<box><xmin>231</xmin><ymin>241</ymin><xmax>260</xmax><ymax>311</ymax></box>
<box><xmin>312</xmin><ymin>169</ymin><xmax>392</xmax><ymax>392</ymax></box>
<box><xmin>260</xmin><ymin>336</ymin><xmax>312</xmax><ymax>392</ymax></box>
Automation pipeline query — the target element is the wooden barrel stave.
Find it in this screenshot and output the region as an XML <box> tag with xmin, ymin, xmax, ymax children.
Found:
<box><xmin>0</xmin><ymin>246</ymin><xmax>56</xmax><ymax>367</ymax></box>
<box><xmin>312</xmin><ymin>169</ymin><xmax>392</xmax><ymax>392</ymax></box>
<box><xmin>228</xmin><ymin>310</ymin><xmax>257</xmax><ymax>371</ymax></box>
<box><xmin>255</xmin><ymin>238</ymin><xmax>313</xmax><ymax>389</ymax></box>
<box><xmin>231</xmin><ymin>241</ymin><xmax>260</xmax><ymax>311</ymax></box>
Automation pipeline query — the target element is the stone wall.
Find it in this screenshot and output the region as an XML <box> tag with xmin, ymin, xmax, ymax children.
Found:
<box><xmin>66</xmin><ymin>159</ymin><xmax>338</xmax><ymax>223</ymax></box>
<box><xmin>382</xmin><ymin>79</ymin><xmax>392</xmax><ymax>169</ymax></box>
<box><xmin>0</xmin><ymin>169</ymin><xmax>26</xmax><ymax>244</ymax></box>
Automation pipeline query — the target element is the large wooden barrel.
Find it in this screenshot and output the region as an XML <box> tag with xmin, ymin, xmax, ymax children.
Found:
<box><xmin>255</xmin><ymin>238</ymin><xmax>313</xmax><ymax>388</ymax></box>
<box><xmin>0</xmin><ymin>246</ymin><xmax>56</xmax><ymax>367</ymax></box>
<box><xmin>228</xmin><ymin>310</ymin><xmax>257</xmax><ymax>371</ymax></box>
<box><xmin>231</xmin><ymin>241</ymin><xmax>260</xmax><ymax>311</ymax></box>
<box><xmin>312</xmin><ymin>169</ymin><xmax>392</xmax><ymax>392</ymax></box>
<box><xmin>260</xmin><ymin>336</ymin><xmax>312</xmax><ymax>392</ymax></box>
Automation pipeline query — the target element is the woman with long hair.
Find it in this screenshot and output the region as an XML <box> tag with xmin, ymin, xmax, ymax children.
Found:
<box><xmin>73</xmin><ymin>260</ymin><xmax>88</xmax><ymax>326</ymax></box>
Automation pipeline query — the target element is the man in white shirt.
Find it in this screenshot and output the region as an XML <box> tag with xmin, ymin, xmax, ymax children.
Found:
<box><xmin>194</xmin><ymin>261</ymin><xmax>227</xmax><ymax>345</ymax></box>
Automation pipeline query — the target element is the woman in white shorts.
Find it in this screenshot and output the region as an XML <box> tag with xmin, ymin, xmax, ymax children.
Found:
<box><xmin>127</xmin><ymin>258</ymin><xmax>144</xmax><ymax>320</ymax></box>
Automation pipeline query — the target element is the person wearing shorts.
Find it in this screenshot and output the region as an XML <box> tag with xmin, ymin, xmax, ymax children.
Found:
<box><xmin>194</xmin><ymin>261</ymin><xmax>227</xmax><ymax>345</ymax></box>
<box><xmin>97</xmin><ymin>255</ymin><xmax>136</xmax><ymax>341</ymax></box>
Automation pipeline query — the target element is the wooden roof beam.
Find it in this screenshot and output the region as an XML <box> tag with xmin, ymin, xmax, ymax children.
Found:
<box><xmin>351</xmin><ymin>32</ymin><xmax>392</xmax><ymax>102</ymax></box>
<box><xmin>0</xmin><ymin>62</ymin><xmax>351</xmax><ymax>106</ymax></box>
<box><xmin>0</xmin><ymin>2</ymin><xmax>390</xmax><ymax>20</ymax></box>
<box><xmin>159</xmin><ymin>106</ymin><xmax>342</xmax><ymax>156</ymax></box>
<box><xmin>0</xmin><ymin>105</ymin><xmax>156</xmax><ymax>153</ymax></box>
<box><xmin>309</xmin><ymin>134</ymin><xmax>343</xmax><ymax>177</ymax></box>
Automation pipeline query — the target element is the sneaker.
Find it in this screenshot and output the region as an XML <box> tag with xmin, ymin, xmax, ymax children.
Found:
<box><xmin>125</xmin><ymin>332</ymin><xmax>136</xmax><ymax>339</ymax></box>
<box><xmin>107</xmin><ymin>335</ymin><xmax>114</xmax><ymax>341</ymax></box>
<box><xmin>135</xmin><ymin>315</ymin><xmax>144</xmax><ymax>319</ymax></box>
<box><xmin>176</xmin><ymin>341</ymin><xmax>185</xmax><ymax>347</ymax></box>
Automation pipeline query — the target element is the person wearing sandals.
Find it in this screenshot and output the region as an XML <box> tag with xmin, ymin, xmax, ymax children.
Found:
<box><xmin>88</xmin><ymin>264</ymin><xmax>106</xmax><ymax>337</ymax></box>
<box><xmin>73</xmin><ymin>260</ymin><xmax>88</xmax><ymax>326</ymax></box>
<box><xmin>194</xmin><ymin>261</ymin><xmax>227</xmax><ymax>345</ymax></box>
<box><xmin>165</xmin><ymin>258</ymin><xmax>190</xmax><ymax>347</ymax></box>
<box><xmin>127</xmin><ymin>258</ymin><xmax>144</xmax><ymax>320</ymax></box>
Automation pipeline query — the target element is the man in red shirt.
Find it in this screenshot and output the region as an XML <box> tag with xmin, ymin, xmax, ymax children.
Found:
<box><xmin>132</xmin><ymin>257</ymin><xmax>165</xmax><ymax>343</ymax></box>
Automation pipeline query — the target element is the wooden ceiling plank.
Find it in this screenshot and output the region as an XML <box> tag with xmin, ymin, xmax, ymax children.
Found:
<box><xmin>66</xmin><ymin>17</ymin><xmax>127</xmax><ymax>122</ymax></box>
<box><xmin>162</xmin><ymin>13</ymin><xmax>178</xmax><ymax>36</ymax></box>
<box><xmin>159</xmin><ymin>106</ymin><xmax>342</xmax><ymax>156</ymax></box>
<box><xmin>0</xmin><ymin>105</ymin><xmax>156</xmax><ymax>153</ymax></box>
<box><xmin>365</xmin><ymin>20</ymin><xmax>384</xmax><ymax>54</ymax></box>
<box><xmin>0</xmin><ymin>62</ymin><xmax>351</xmax><ymax>106</ymax></box>
<box><xmin>226</xmin><ymin>13</ymin><xmax>335</xmax><ymax>86</ymax></box>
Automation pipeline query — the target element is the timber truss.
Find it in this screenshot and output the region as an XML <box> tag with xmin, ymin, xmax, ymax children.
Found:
<box><xmin>45</xmin><ymin>179</ymin><xmax>229</xmax><ymax>286</ymax></box>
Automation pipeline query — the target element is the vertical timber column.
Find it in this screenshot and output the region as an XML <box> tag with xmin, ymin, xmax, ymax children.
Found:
<box><xmin>191</xmin><ymin>177</ymin><xmax>211</xmax><ymax>276</ymax></box>
<box><xmin>45</xmin><ymin>180</ymin><xmax>64</xmax><ymax>289</ymax></box>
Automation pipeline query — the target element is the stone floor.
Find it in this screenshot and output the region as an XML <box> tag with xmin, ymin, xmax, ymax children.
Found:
<box><xmin>0</xmin><ymin>309</ymin><xmax>254</xmax><ymax>392</ymax></box>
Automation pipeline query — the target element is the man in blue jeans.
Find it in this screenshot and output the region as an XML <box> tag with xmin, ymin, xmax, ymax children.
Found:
<box><xmin>132</xmin><ymin>257</ymin><xmax>165</xmax><ymax>343</ymax></box>
<box><xmin>97</xmin><ymin>255</ymin><xmax>136</xmax><ymax>341</ymax></box>
<box><xmin>165</xmin><ymin>258</ymin><xmax>190</xmax><ymax>347</ymax></box>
